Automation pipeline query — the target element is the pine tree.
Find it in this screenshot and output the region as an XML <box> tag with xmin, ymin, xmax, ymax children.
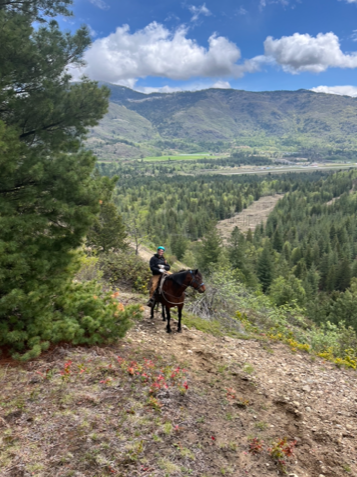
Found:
<box><xmin>0</xmin><ymin>0</ymin><xmax>131</xmax><ymax>359</ymax></box>
<box><xmin>171</xmin><ymin>234</ymin><xmax>188</xmax><ymax>260</ymax></box>
<box><xmin>87</xmin><ymin>202</ymin><xmax>127</xmax><ymax>252</ymax></box>
<box><xmin>272</xmin><ymin>227</ymin><xmax>283</xmax><ymax>252</ymax></box>
<box><xmin>246</xmin><ymin>229</ymin><xmax>253</xmax><ymax>243</ymax></box>
<box><xmin>335</xmin><ymin>259</ymin><xmax>351</xmax><ymax>292</ymax></box>
<box><xmin>257</xmin><ymin>243</ymin><xmax>274</xmax><ymax>292</ymax></box>
<box><xmin>282</xmin><ymin>241</ymin><xmax>291</xmax><ymax>262</ymax></box>
<box><xmin>198</xmin><ymin>222</ymin><xmax>222</xmax><ymax>271</ymax></box>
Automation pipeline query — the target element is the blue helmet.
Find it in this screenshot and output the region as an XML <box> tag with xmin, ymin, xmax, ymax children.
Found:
<box><xmin>157</xmin><ymin>246</ymin><xmax>165</xmax><ymax>251</ymax></box>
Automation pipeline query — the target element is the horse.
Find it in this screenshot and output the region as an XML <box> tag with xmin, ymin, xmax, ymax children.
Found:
<box><xmin>150</xmin><ymin>269</ymin><xmax>205</xmax><ymax>333</ymax></box>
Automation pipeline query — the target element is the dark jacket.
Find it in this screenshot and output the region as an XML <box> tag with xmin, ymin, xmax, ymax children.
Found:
<box><xmin>150</xmin><ymin>254</ymin><xmax>171</xmax><ymax>275</ymax></box>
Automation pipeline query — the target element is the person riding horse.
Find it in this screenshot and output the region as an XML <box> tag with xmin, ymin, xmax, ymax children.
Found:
<box><xmin>147</xmin><ymin>246</ymin><xmax>170</xmax><ymax>307</ymax></box>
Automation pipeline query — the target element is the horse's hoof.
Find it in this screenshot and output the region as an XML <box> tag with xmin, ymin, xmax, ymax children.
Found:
<box><xmin>166</xmin><ymin>328</ymin><xmax>172</xmax><ymax>333</ymax></box>
<box><xmin>177</xmin><ymin>328</ymin><xmax>182</xmax><ymax>333</ymax></box>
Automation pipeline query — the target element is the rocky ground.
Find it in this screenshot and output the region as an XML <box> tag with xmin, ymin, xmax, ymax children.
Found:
<box><xmin>0</xmin><ymin>304</ymin><xmax>356</xmax><ymax>477</ymax></box>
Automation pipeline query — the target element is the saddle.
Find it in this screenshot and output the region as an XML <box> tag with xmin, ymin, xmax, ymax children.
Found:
<box><xmin>158</xmin><ymin>272</ymin><xmax>169</xmax><ymax>295</ymax></box>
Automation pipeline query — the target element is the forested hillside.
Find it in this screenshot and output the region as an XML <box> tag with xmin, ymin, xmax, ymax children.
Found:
<box><xmin>88</xmin><ymin>83</ymin><xmax>357</xmax><ymax>159</ymax></box>
<box><xmin>99</xmin><ymin>166</ymin><xmax>357</xmax><ymax>336</ymax></box>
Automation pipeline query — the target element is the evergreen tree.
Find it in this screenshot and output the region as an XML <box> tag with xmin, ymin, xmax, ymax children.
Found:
<box><xmin>269</xmin><ymin>274</ymin><xmax>306</xmax><ymax>307</ymax></box>
<box><xmin>282</xmin><ymin>241</ymin><xmax>291</xmax><ymax>262</ymax></box>
<box><xmin>0</xmin><ymin>0</ymin><xmax>131</xmax><ymax>359</ymax></box>
<box><xmin>335</xmin><ymin>259</ymin><xmax>351</xmax><ymax>291</ymax></box>
<box><xmin>198</xmin><ymin>222</ymin><xmax>222</xmax><ymax>271</ymax></box>
<box><xmin>257</xmin><ymin>243</ymin><xmax>274</xmax><ymax>292</ymax></box>
<box><xmin>87</xmin><ymin>201</ymin><xmax>127</xmax><ymax>252</ymax></box>
<box><xmin>272</xmin><ymin>227</ymin><xmax>283</xmax><ymax>252</ymax></box>
<box><xmin>171</xmin><ymin>234</ymin><xmax>188</xmax><ymax>260</ymax></box>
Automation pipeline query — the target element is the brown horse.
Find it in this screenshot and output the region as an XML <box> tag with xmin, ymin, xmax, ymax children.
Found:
<box><xmin>150</xmin><ymin>269</ymin><xmax>205</xmax><ymax>333</ymax></box>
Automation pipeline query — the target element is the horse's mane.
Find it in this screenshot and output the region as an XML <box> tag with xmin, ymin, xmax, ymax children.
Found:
<box><xmin>167</xmin><ymin>270</ymin><xmax>190</xmax><ymax>287</ymax></box>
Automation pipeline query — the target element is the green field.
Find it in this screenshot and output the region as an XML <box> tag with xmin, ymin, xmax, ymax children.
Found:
<box><xmin>142</xmin><ymin>153</ymin><xmax>219</xmax><ymax>162</ymax></box>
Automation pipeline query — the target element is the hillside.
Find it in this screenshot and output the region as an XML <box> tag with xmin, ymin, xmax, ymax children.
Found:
<box><xmin>1</xmin><ymin>303</ymin><xmax>356</xmax><ymax>477</ymax></box>
<box><xmin>88</xmin><ymin>84</ymin><xmax>357</xmax><ymax>159</ymax></box>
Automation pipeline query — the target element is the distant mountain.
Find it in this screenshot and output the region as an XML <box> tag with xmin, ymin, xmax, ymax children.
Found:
<box><xmin>87</xmin><ymin>83</ymin><xmax>357</xmax><ymax>159</ymax></box>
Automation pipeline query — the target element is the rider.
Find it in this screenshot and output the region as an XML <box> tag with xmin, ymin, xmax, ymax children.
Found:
<box><xmin>147</xmin><ymin>246</ymin><xmax>171</xmax><ymax>307</ymax></box>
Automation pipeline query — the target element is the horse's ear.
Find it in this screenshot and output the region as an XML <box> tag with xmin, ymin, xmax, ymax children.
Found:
<box><xmin>194</xmin><ymin>269</ymin><xmax>199</xmax><ymax>274</ymax></box>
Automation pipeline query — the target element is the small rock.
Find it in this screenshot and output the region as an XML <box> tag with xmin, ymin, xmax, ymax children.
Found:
<box><xmin>346</xmin><ymin>424</ymin><xmax>353</xmax><ymax>430</ymax></box>
<box><xmin>302</xmin><ymin>385</ymin><xmax>311</xmax><ymax>392</ymax></box>
<box><xmin>293</xmin><ymin>401</ymin><xmax>300</xmax><ymax>407</ymax></box>
<box><xmin>305</xmin><ymin>407</ymin><xmax>312</xmax><ymax>412</ymax></box>
<box><xmin>187</xmin><ymin>350</ymin><xmax>193</xmax><ymax>353</ymax></box>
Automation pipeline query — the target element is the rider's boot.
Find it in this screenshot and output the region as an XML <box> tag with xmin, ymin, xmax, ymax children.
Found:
<box><xmin>147</xmin><ymin>297</ymin><xmax>155</xmax><ymax>307</ymax></box>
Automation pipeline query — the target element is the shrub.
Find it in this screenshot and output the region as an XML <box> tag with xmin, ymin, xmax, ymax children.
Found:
<box><xmin>0</xmin><ymin>280</ymin><xmax>143</xmax><ymax>361</ymax></box>
<box><xmin>99</xmin><ymin>250</ymin><xmax>151</xmax><ymax>293</ymax></box>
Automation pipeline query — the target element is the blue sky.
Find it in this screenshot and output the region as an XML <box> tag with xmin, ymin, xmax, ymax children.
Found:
<box><xmin>62</xmin><ymin>0</ymin><xmax>357</xmax><ymax>95</ymax></box>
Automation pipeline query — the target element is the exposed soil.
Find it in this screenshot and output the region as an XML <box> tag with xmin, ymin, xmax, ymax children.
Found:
<box><xmin>1</xmin><ymin>302</ymin><xmax>356</xmax><ymax>477</ymax></box>
<box><xmin>217</xmin><ymin>195</ymin><xmax>284</xmax><ymax>242</ymax></box>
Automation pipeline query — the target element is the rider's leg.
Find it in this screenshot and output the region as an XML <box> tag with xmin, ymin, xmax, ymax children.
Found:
<box><xmin>147</xmin><ymin>275</ymin><xmax>161</xmax><ymax>307</ymax></box>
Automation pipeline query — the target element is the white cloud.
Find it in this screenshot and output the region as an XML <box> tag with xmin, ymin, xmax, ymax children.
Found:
<box><xmin>311</xmin><ymin>85</ymin><xmax>357</xmax><ymax>97</ymax></box>
<box><xmin>236</xmin><ymin>6</ymin><xmax>248</xmax><ymax>14</ymax></box>
<box><xmin>89</xmin><ymin>0</ymin><xmax>110</xmax><ymax>10</ymax></box>
<box><xmin>187</xmin><ymin>3</ymin><xmax>212</xmax><ymax>21</ymax></box>
<box><xmin>264</xmin><ymin>32</ymin><xmax>357</xmax><ymax>73</ymax></box>
<box><xmin>345</xmin><ymin>0</ymin><xmax>357</xmax><ymax>3</ymax></box>
<box><xmin>76</xmin><ymin>22</ymin><xmax>254</xmax><ymax>85</ymax></box>
<box><xmin>137</xmin><ymin>80</ymin><xmax>230</xmax><ymax>94</ymax></box>
<box><xmin>212</xmin><ymin>80</ymin><xmax>231</xmax><ymax>88</ymax></box>
<box><xmin>260</xmin><ymin>0</ymin><xmax>290</xmax><ymax>9</ymax></box>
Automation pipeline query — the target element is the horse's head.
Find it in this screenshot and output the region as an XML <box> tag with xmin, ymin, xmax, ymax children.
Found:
<box><xmin>190</xmin><ymin>269</ymin><xmax>205</xmax><ymax>293</ymax></box>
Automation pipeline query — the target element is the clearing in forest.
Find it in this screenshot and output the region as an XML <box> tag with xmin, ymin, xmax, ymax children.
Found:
<box><xmin>217</xmin><ymin>194</ymin><xmax>283</xmax><ymax>241</ymax></box>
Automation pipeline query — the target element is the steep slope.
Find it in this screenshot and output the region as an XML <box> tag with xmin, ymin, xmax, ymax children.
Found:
<box><xmin>1</xmin><ymin>305</ymin><xmax>356</xmax><ymax>476</ymax></box>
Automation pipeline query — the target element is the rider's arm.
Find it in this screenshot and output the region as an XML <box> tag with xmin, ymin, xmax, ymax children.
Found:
<box><xmin>150</xmin><ymin>256</ymin><xmax>161</xmax><ymax>274</ymax></box>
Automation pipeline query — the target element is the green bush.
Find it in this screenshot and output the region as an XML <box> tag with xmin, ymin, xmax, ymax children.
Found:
<box><xmin>0</xmin><ymin>280</ymin><xmax>143</xmax><ymax>361</ymax></box>
<box><xmin>99</xmin><ymin>250</ymin><xmax>152</xmax><ymax>293</ymax></box>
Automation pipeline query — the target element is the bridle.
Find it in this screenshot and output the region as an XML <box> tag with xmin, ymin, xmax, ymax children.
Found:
<box><xmin>189</xmin><ymin>270</ymin><xmax>205</xmax><ymax>290</ymax></box>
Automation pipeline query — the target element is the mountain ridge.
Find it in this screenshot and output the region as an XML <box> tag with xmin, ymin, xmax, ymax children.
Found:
<box><xmin>88</xmin><ymin>83</ymin><xmax>357</xmax><ymax>159</ymax></box>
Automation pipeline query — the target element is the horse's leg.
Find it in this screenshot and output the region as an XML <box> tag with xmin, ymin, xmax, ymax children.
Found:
<box><xmin>177</xmin><ymin>305</ymin><xmax>183</xmax><ymax>332</ymax></box>
<box><xmin>150</xmin><ymin>301</ymin><xmax>156</xmax><ymax>320</ymax></box>
<box><xmin>166</xmin><ymin>306</ymin><xmax>171</xmax><ymax>333</ymax></box>
<box><xmin>162</xmin><ymin>303</ymin><xmax>166</xmax><ymax>321</ymax></box>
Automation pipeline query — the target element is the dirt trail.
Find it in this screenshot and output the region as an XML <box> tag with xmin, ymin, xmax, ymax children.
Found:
<box><xmin>217</xmin><ymin>195</ymin><xmax>283</xmax><ymax>242</ymax></box>
<box><xmin>127</xmin><ymin>308</ymin><xmax>357</xmax><ymax>477</ymax></box>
